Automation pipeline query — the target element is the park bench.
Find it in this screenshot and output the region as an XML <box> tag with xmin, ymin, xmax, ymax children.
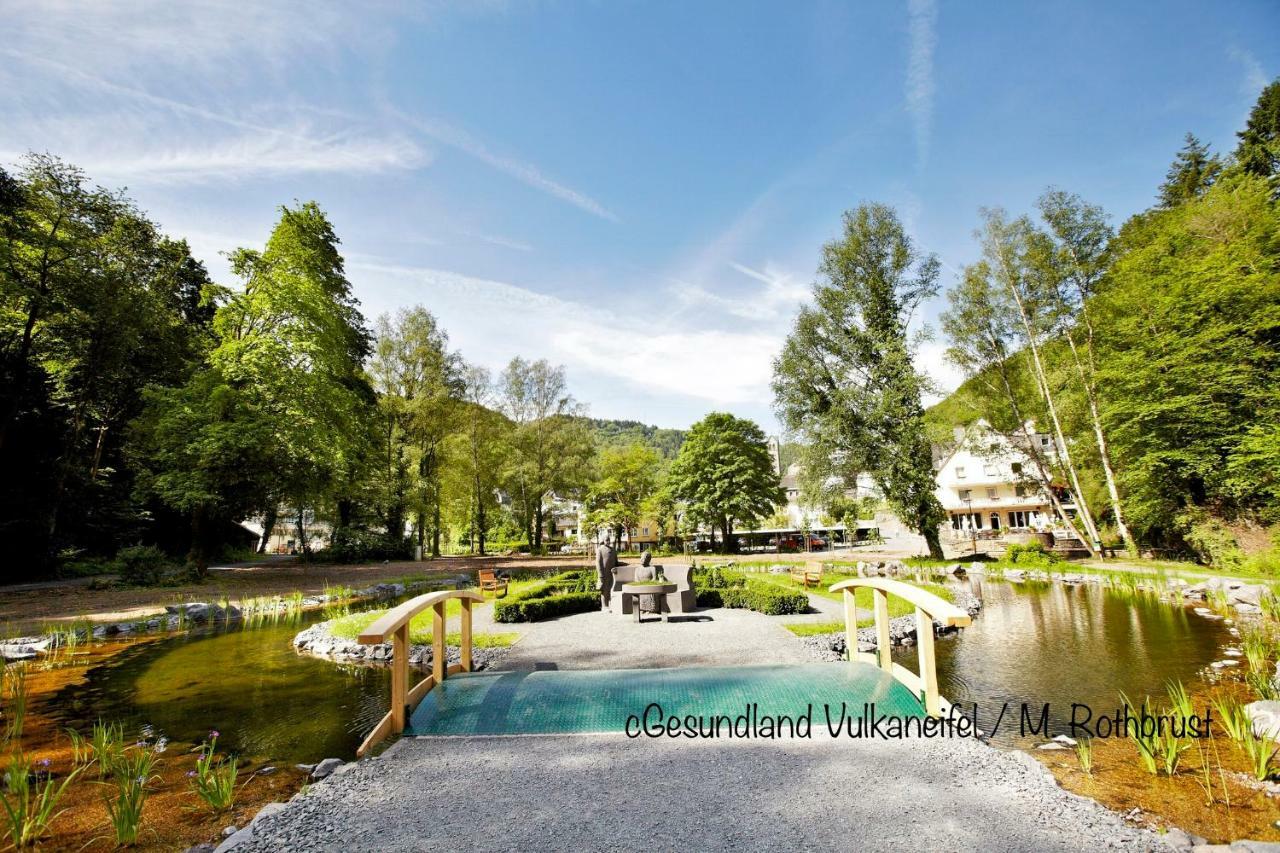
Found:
<box><xmin>789</xmin><ymin>565</ymin><xmax>823</xmax><ymax>589</ymax></box>
<box><xmin>478</xmin><ymin>569</ymin><xmax>509</xmax><ymax>598</ymax></box>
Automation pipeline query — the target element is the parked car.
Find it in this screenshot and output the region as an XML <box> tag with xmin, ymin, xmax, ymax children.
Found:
<box><xmin>777</xmin><ymin>535</ymin><xmax>827</xmax><ymax>553</ymax></box>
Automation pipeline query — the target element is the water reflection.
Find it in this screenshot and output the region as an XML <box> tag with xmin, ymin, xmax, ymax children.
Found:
<box><xmin>898</xmin><ymin>580</ymin><xmax>1229</xmax><ymax>746</ymax></box>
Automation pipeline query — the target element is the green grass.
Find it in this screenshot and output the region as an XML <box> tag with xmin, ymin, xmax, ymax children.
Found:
<box><xmin>325</xmin><ymin>599</ymin><xmax>521</xmax><ymax>648</ymax></box>
<box><xmin>783</xmin><ymin>621</ymin><xmax>846</xmax><ymax>637</ymax></box>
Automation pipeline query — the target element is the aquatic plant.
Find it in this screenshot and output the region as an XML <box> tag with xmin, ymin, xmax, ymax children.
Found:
<box><xmin>1237</xmin><ymin>724</ymin><xmax>1278</xmax><ymax>782</ymax></box>
<box><xmin>0</xmin><ymin>754</ymin><xmax>83</xmax><ymax>849</ymax></box>
<box><xmin>1210</xmin><ymin>693</ymin><xmax>1249</xmax><ymax>742</ymax></box>
<box><xmin>1241</xmin><ymin>630</ymin><xmax>1269</xmax><ymax>674</ymax></box>
<box><xmin>190</xmin><ymin>731</ymin><xmax>238</xmax><ymax>812</ymax></box>
<box><xmin>1119</xmin><ymin>692</ymin><xmax>1159</xmax><ymax>774</ymax></box>
<box><xmin>90</xmin><ymin>720</ymin><xmax>126</xmax><ymax>778</ymax></box>
<box><xmin>1166</xmin><ymin>680</ymin><xmax>1195</xmax><ymax>722</ymax></box>
<box><xmin>100</xmin><ymin>735</ymin><xmax>163</xmax><ymax>846</ymax></box>
<box><xmin>1246</xmin><ymin>670</ymin><xmax>1279</xmax><ymax>701</ymax></box>
<box><xmin>1260</xmin><ymin>587</ymin><xmax>1280</xmax><ymax>621</ymax></box>
<box><xmin>3</xmin><ymin>664</ymin><xmax>28</xmax><ymax>745</ymax></box>
<box><xmin>1074</xmin><ymin>737</ymin><xmax>1094</xmax><ymax>776</ymax></box>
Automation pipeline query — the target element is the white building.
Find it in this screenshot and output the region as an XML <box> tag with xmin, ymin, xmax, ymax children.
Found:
<box><xmin>933</xmin><ymin>420</ymin><xmax>1077</xmax><ymax>543</ymax></box>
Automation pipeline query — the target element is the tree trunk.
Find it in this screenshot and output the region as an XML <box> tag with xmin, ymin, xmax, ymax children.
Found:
<box><xmin>189</xmin><ymin>505</ymin><xmax>210</xmax><ymax>579</ymax></box>
<box><xmin>1003</xmin><ymin>281</ymin><xmax>1104</xmax><ymax>553</ymax></box>
<box><xmin>533</xmin><ymin>501</ymin><xmax>545</xmax><ymax>552</ymax></box>
<box><xmin>431</xmin><ymin>501</ymin><xmax>442</xmax><ymax>559</ymax></box>
<box><xmin>296</xmin><ymin>509</ymin><xmax>310</xmax><ymax>558</ymax></box>
<box><xmin>1065</xmin><ymin>332</ymin><xmax>1135</xmax><ymax>556</ymax></box>
<box><xmin>258</xmin><ymin>505</ymin><xmax>278</xmax><ymax>554</ymax></box>
<box><xmin>923</xmin><ymin>525</ymin><xmax>945</xmax><ymax>561</ymax></box>
<box><xmin>477</xmin><ymin>492</ymin><xmax>487</xmax><ymax>557</ymax></box>
<box><xmin>724</xmin><ymin>519</ymin><xmax>737</xmax><ymax>554</ymax></box>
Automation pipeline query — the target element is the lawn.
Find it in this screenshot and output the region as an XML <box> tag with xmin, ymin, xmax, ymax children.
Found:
<box><xmin>325</xmin><ymin>591</ymin><xmax>527</xmax><ymax>648</ymax></box>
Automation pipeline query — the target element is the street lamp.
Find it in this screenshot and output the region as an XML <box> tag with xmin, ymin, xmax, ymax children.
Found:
<box><xmin>966</xmin><ymin>497</ymin><xmax>977</xmax><ymax>557</ymax></box>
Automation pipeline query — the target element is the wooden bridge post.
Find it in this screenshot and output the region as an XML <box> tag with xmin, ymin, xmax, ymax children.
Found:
<box><xmin>872</xmin><ymin>588</ymin><xmax>892</xmax><ymax>673</ymax></box>
<box><xmin>842</xmin><ymin>589</ymin><xmax>857</xmax><ymax>663</ymax></box>
<box><xmin>461</xmin><ymin>598</ymin><xmax>473</xmax><ymax>671</ymax></box>
<box><xmin>433</xmin><ymin>601</ymin><xmax>446</xmax><ymax>684</ymax></box>
<box><xmin>391</xmin><ymin>624</ymin><xmax>408</xmax><ymax>732</ymax></box>
<box><xmin>914</xmin><ymin>606</ymin><xmax>940</xmax><ymax>716</ymax></box>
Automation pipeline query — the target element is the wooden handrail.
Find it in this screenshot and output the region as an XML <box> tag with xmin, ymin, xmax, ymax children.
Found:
<box><xmin>828</xmin><ymin>577</ymin><xmax>971</xmax><ymax>717</ymax></box>
<box><xmin>356</xmin><ymin>589</ymin><xmax>484</xmax><ymax>757</ymax></box>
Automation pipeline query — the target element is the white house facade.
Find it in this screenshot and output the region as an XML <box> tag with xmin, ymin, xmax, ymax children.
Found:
<box><xmin>934</xmin><ymin>421</ymin><xmax>1077</xmax><ymax>543</ymax></box>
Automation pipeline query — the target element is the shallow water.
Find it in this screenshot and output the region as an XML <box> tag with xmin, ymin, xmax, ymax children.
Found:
<box><xmin>894</xmin><ymin>579</ymin><xmax>1231</xmax><ymax>746</ymax></box>
<box><xmin>56</xmin><ymin>613</ymin><xmax>391</xmax><ymax>764</ymax></box>
<box><xmin>56</xmin><ymin>579</ymin><xmax>1231</xmax><ymax>765</ymax></box>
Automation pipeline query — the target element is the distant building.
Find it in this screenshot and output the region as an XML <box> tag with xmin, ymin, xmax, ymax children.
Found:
<box><xmin>934</xmin><ymin>420</ymin><xmax>1078</xmax><ymax>543</ymax></box>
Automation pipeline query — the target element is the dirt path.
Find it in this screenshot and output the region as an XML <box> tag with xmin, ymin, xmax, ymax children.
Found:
<box><xmin>0</xmin><ymin>554</ymin><xmax>589</xmax><ymax>634</ymax></box>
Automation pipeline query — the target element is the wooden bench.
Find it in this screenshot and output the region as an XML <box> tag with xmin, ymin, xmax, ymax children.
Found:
<box><xmin>789</xmin><ymin>565</ymin><xmax>823</xmax><ymax>589</ymax></box>
<box><xmin>478</xmin><ymin>569</ymin><xmax>509</xmax><ymax>598</ymax></box>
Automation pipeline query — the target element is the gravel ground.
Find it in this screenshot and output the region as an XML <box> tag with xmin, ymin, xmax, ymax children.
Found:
<box><xmin>495</xmin><ymin>606</ymin><xmax>814</xmax><ymax>670</ymax></box>
<box><xmin>234</xmin><ymin>733</ymin><xmax>1160</xmax><ymax>852</ymax></box>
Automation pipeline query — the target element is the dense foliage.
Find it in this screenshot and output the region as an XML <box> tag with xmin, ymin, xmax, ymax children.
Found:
<box><xmin>772</xmin><ymin>203</ymin><xmax>947</xmax><ymax>559</ymax></box>
<box><xmin>932</xmin><ymin>78</ymin><xmax>1280</xmax><ymax>566</ymax></box>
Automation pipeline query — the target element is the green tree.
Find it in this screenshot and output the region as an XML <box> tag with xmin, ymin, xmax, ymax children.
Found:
<box><xmin>585</xmin><ymin>442</ymin><xmax>661</xmax><ymax>548</ymax></box>
<box><xmin>667</xmin><ymin>412</ymin><xmax>782</xmax><ymax>553</ymax></box>
<box><xmin>1095</xmin><ymin>171</ymin><xmax>1280</xmax><ymax>543</ymax></box>
<box><xmin>497</xmin><ymin>357</ymin><xmax>595</xmax><ymax>551</ymax></box>
<box><xmin>1159</xmin><ymin>133</ymin><xmax>1222</xmax><ymax>207</ymax></box>
<box><xmin>1035</xmin><ymin>188</ymin><xmax>1135</xmax><ymax>555</ymax></box>
<box><xmin>135</xmin><ymin>202</ymin><xmax>374</xmax><ymax>571</ymax></box>
<box><xmin>368</xmin><ymin>307</ymin><xmax>463</xmax><ymax>557</ymax></box>
<box><xmin>940</xmin><ymin>262</ymin><xmax>1097</xmax><ymax>554</ymax></box>
<box><xmin>772</xmin><ymin>203</ymin><xmax>946</xmax><ymax>559</ymax></box>
<box><xmin>0</xmin><ymin>155</ymin><xmax>213</xmax><ymax>571</ymax></box>
<box><xmin>447</xmin><ymin>364</ymin><xmax>510</xmax><ymax>555</ymax></box>
<box><xmin>1235</xmin><ymin>78</ymin><xmax>1280</xmax><ymax>182</ymax></box>
<box><xmin>974</xmin><ymin>207</ymin><xmax>1105</xmax><ymax>552</ymax></box>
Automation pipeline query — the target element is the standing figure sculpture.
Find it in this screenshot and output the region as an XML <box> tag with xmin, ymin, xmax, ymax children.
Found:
<box><xmin>596</xmin><ymin>542</ymin><xmax>618</xmax><ymax>609</ymax></box>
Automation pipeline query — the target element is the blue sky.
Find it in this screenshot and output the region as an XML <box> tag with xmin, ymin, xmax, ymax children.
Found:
<box><xmin>3</xmin><ymin>1</ymin><xmax>1276</xmax><ymax>432</ymax></box>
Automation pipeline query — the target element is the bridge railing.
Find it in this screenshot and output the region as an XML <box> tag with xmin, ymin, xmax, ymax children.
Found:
<box><xmin>355</xmin><ymin>588</ymin><xmax>484</xmax><ymax>757</ymax></box>
<box><xmin>828</xmin><ymin>577</ymin><xmax>971</xmax><ymax>717</ymax></box>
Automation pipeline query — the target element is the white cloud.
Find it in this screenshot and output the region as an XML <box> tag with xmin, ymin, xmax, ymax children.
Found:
<box><xmin>905</xmin><ymin>0</ymin><xmax>938</xmax><ymax>170</ymax></box>
<box><xmin>348</xmin><ymin>261</ymin><xmax>782</xmax><ymax>404</ymax></box>
<box><xmin>1228</xmin><ymin>47</ymin><xmax>1268</xmax><ymax>96</ymax></box>
<box><xmin>670</xmin><ymin>262</ymin><xmax>810</xmax><ymax>323</ymax></box>
<box><xmin>468</xmin><ymin>232</ymin><xmax>535</xmax><ymax>252</ymax></box>
<box><xmin>398</xmin><ymin>115</ymin><xmax>619</xmax><ymax>222</ymax></box>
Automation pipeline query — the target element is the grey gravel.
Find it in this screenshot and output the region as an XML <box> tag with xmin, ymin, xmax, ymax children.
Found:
<box><xmin>236</xmin><ymin>733</ymin><xmax>1161</xmax><ymax>852</ymax></box>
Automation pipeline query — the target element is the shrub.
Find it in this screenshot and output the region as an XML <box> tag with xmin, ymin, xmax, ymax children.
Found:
<box><xmin>493</xmin><ymin>572</ymin><xmax>599</xmax><ymax>622</ymax></box>
<box><xmin>1003</xmin><ymin>542</ymin><xmax>1062</xmax><ymax>568</ymax></box>
<box><xmin>1177</xmin><ymin>509</ymin><xmax>1245</xmax><ymax>569</ymax></box>
<box><xmin>320</xmin><ymin>529</ymin><xmax>413</xmax><ymax>563</ymax></box>
<box><xmin>696</xmin><ymin>577</ymin><xmax>807</xmax><ymax>615</ymax></box>
<box><xmin>113</xmin><ymin>545</ymin><xmax>170</xmax><ymax>586</ymax></box>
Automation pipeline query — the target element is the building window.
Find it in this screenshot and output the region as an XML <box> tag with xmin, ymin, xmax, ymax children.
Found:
<box><xmin>958</xmin><ymin>489</ymin><xmax>971</xmax><ymax>501</ymax></box>
<box><xmin>990</xmin><ymin>513</ymin><xmax>1000</xmax><ymax>530</ymax></box>
<box><xmin>642</xmin><ymin>526</ymin><xmax>649</xmax><ymax>535</ymax></box>
<box><xmin>1015</xmin><ymin>485</ymin><xmax>1027</xmax><ymax>498</ymax></box>
<box><xmin>955</xmin><ymin>466</ymin><xmax>966</xmax><ymax>479</ymax></box>
<box><xmin>1011</xmin><ymin>462</ymin><xmax>1022</xmax><ymax>475</ymax></box>
<box><xmin>983</xmin><ymin>464</ymin><xmax>998</xmax><ymax>476</ymax></box>
<box><xmin>951</xmin><ymin>514</ymin><xmax>961</xmax><ymax>530</ymax></box>
<box><xmin>986</xmin><ymin>488</ymin><xmax>997</xmax><ymax>500</ymax></box>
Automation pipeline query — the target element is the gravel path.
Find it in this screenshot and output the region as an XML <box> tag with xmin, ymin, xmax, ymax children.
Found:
<box><xmin>495</xmin><ymin>606</ymin><xmax>814</xmax><ymax>670</ymax></box>
<box><xmin>236</xmin><ymin>733</ymin><xmax>1159</xmax><ymax>852</ymax></box>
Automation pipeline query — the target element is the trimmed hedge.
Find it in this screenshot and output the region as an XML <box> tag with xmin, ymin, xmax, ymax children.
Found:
<box><xmin>694</xmin><ymin>573</ymin><xmax>808</xmax><ymax>616</ymax></box>
<box><xmin>493</xmin><ymin>570</ymin><xmax>599</xmax><ymax>622</ymax></box>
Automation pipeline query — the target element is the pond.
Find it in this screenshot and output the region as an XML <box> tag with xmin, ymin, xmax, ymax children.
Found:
<box><xmin>55</xmin><ymin>578</ymin><xmax>1230</xmax><ymax>766</ymax></box>
<box><xmin>895</xmin><ymin>578</ymin><xmax>1232</xmax><ymax>746</ymax></box>
<box><xmin>56</xmin><ymin>613</ymin><xmax>391</xmax><ymax>764</ymax></box>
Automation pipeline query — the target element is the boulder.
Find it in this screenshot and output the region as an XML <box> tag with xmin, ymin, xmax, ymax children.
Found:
<box><xmin>310</xmin><ymin>758</ymin><xmax>344</xmax><ymax>780</ymax></box>
<box><xmin>1244</xmin><ymin>700</ymin><xmax>1280</xmax><ymax>742</ymax></box>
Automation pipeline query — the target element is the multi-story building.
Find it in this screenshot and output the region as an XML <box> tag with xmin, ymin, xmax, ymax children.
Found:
<box><xmin>934</xmin><ymin>420</ymin><xmax>1078</xmax><ymax>543</ymax></box>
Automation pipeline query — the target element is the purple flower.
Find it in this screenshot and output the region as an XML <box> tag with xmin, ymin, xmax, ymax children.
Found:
<box><xmin>135</xmin><ymin>776</ymin><xmax>146</xmax><ymax>784</ymax></box>
<box><xmin>187</xmin><ymin>770</ymin><xmax>197</xmax><ymax>777</ymax></box>
<box><xmin>38</xmin><ymin>758</ymin><xmax>51</xmax><ymax>768</ymax></box>
<box><xmin>209</xmin><ymin>729</ymin><xmax>220</xmax><ymax>739</ymax></box>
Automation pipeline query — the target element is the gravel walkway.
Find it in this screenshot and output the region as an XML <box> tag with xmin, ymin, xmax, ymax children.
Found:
<box><xmin>237</xmin><ymin>733</ymin><xmax>1159</xmax><ymax>852</ymax></box>
<box><xmin>495</xmin><ymin>606</ymin><xmax>813</xmax><ymax>670</ymax></box>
